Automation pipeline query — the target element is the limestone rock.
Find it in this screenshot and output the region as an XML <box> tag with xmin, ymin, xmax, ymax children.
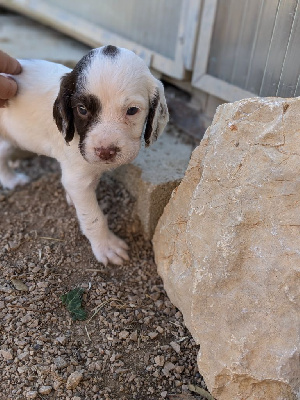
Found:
<box><xmin>153</xmin><ymin>97</ymin><xmax>300</xmax><ymax>400</ymax></box>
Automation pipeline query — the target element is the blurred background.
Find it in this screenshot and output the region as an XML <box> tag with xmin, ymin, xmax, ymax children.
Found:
<box><xmin>0</xmin><ymin>0</ymin><xmax>299</xmax><ymax>143</ymax></box>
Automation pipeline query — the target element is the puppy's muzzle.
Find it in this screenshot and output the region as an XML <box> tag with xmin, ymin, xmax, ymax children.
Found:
<box><xmin>94</xmin><ymin>145</ymin><xmax>120</xmax><ymax>161</ymax></box>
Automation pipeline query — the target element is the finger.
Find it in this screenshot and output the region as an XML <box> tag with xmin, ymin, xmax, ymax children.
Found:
<box><xmin>0</xmin><ymin>50</ymin><xmax>22</xmax><ymax>74</ymax></box>
<box><xmin>0</xmin><ymin>75</ymin><xmax>18</xmax><ymax>100</ymax></box>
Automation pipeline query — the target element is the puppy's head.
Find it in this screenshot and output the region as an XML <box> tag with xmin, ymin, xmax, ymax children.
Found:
<box><xmin>53</xmin><ymin>46</ymin><xmax>169</xmax><ymax>165</ymax></box>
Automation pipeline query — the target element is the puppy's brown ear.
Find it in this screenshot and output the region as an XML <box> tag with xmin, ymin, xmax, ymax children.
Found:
<box><xmin>53</xmin><ymin>72</ymin><xmax>75</xmax><ymax>143</ymax></box>
<box><xmin>144</xmin><ymin>79</ymin><xmax>169</xmax><ymax>147</ymax></box>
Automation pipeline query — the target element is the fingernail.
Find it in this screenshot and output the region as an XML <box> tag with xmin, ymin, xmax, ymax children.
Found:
<box><xmin>6</xmin><ymin>76</ymin><xmax>18</xmax><ymax>97</ymax></box>
<box><xmin>13</xmin><ymin>62</ymin><xmax>22</xmax><ymax>74</ymax></box>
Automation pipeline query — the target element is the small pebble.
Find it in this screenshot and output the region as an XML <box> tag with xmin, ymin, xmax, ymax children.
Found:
<box><xmin>163</xmin><ymin>361</ymin><xmax>175</xmax><ymax>376</ymax></box>
<box><xmin>154</xmin><ymin>355</ymin><xmax>165</xmax><ymax>367</ymax></box>
<box><xmin>175</xmin><ymin>365</ymin><xmax>185</xmax><ymax>374</ymax></box>
<box><xmin>54</xmin><ymin>356</ymin><xmax>68</xmax><ymax>369</ymax></box>
<box><xmin>17</xmin><ymin>366</ymin><xmax>27</xmax><ymax>374</ymax></box>
<box><xmin>170</xmin><ymin>341</ymin><xmax>181</xmax><ymax>354</ymax></box>
<box><xmin>66</xmin><ymin>371</ymin><xmax>83</xmax><ymax>390</ymax></box>
<box><xmin>149</xmin><ymin>331</ymin><xmax>158</xmax><ymax>339</ymax></box>
<box><xmin>119</xmin><ymin>330</ymin><xmax>129</xmax><ymax>340</ymax></box>
<box><xmin>53</xmin><ymin>380</ymin><xmax>62</xmax><ymax>390</ymax></box>
<box><xmin>129</xmin><ymin>330</ymin><xmax>138</xmax><ymax>341</ymax></box>
<box><xmin>11</xmin><ymin>278</ymin><xmax>29</xmax><ymax>292</ymax></box>
<box><xmin>38</xmin><ymin>386</ymin><xmax>52</xmax><ymax>395</ymax></box>
<box><xmin>55</xmin><ymin>335</ymin><xmax>67</xmax><ymax>344</ymax></box>
<box><xmin>0</xmin><ymin>349</ymin><xmax>13</xmax><ymax>360</ymax></box>
<box><xmin>25</xmin><ymin>391</ymin><xmax>38</xmax><ymax>399</ymax></box>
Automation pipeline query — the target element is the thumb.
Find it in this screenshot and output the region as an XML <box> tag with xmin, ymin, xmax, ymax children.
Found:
<box><xmin>0</xmin><ymin>50</ymin><xmax>22</xmax><ymax>74</ymax></box>
<box><xmin>0</xmin><ymin>75</ymin><xmax>18</xmax><ymax>100</ymax></box>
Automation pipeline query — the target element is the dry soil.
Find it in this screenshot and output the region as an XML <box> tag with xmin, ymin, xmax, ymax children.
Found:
<box><xmin>0</xmin><ymin>154</ymin><xmax>207</xmax><ymax>400</ymax></box>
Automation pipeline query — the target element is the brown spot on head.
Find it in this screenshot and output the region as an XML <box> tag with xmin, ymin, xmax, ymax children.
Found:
<box><xmin>102</xmin><ymin>45</ymin><xmax>120</xmax><ymax>58</ymax></box>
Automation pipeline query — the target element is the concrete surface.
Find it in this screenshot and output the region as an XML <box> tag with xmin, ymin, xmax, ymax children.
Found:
<box><xmin>0</xmin><ymin>13</ymin><xmax>90</xmax><ymax>66</ymax></box>
<box><xmin>113</xmin><ymin>125</ymin><xmax>194</xmax><ymax>239</ymax></box>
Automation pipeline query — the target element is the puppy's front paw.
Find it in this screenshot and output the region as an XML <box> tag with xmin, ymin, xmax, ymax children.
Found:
<box><xmin>0</xmin><ymin>172</ymin><xmax>30</xmax><ymax>190</ymax></box>
<box><xmin>92</xmin><ymin>232</ymin><xmax>129</xmax><ymax>266</ymax></box>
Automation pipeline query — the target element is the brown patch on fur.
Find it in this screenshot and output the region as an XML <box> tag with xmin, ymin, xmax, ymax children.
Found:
<box><xmin>102</xmin><ymin>45</ymin><xmax>119</xmax><ymax>58</ymax></box>
<box><xmin>144</xmin><ymin>90</ymin><xmax>159</xmax><ymax>146</ymax></box>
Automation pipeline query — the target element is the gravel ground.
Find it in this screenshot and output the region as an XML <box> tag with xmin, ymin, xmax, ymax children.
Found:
<box><xmin>0</xmin><ymin>154</ymin><xmax>208</xmax><ymax>400</ymax></box>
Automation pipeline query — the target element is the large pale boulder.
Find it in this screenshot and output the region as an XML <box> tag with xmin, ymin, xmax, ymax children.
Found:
<box><xmin>153</xmin><ymin>97</ymin><xmax>300</xmax><ymax>400</ymax></box>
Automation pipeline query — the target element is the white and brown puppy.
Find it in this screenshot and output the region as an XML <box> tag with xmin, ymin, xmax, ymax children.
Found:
<box><xmin>0</xmin><ymin>45</ymin><xmax>169</xmax><ymax>265</ymax></box>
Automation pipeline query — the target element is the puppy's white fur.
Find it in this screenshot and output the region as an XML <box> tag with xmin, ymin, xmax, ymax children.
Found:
<box><xmin>0</xmin><ymin>46</ymin><xmax>169</xmax><ymax>265</ymax></box>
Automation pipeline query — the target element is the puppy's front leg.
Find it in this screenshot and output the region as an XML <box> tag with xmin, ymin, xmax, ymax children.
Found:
<box><xmin>62</xmin><ymin>170</ymin><xmax>129</xmax><ymax>265</ymax></box>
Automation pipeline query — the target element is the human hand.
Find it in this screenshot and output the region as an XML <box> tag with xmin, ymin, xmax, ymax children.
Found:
<box><xmin>0</xmin><ymin>50</ymin><xmax>22</xmax><ymax>107</ymax></box>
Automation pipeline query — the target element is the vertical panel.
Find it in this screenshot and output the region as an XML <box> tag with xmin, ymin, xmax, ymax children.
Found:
<box><xmin>230</xmin><ymin>0</ymin><xmax>264</xmax><ymax>88</ymax></box>
<box><xmin>259</xmin><ymin>0</ymin><xmax>298</xmax><ymax>96</ymax></box>
<box><xmin>193</xmin><ymin>0</ymin><xmax>217</xmax><ymax>77</ymax></box>
<box><xmin>295</xmin><ymin>74</ymin><xmax>300</xmax><ymax>97</ymax></box>
<box><xmin>244</xmin><ymin>0</ymin><xmax>280</xmax><ymax>93</ymax></box>
<box><xmin>276</xmin><ymin>0</ymin><xmax>300</xmax><ymax>97</ymax></box>
<box><xmin>206</xmin><ymin>0</ymin><xmax>230</xmax><ymax>78</ymax></box>
<box><xmin>46</xmin><ymin>0</ymin><xmax>182</xmax><ymax>59</ymax></box>
<box><xmin>204</xmin><ymin>0</ymin><xmax>300</xmax><ymax>98</ymax></box>
<box><xmin>208</xmin><ymin>0</ymin><xmax>246</xmax><ymax>81</ymax></box>
<box><xmin>182</xmin><ymin>0</ymin><xmax>203</xmax><ymax>70</ymax></box>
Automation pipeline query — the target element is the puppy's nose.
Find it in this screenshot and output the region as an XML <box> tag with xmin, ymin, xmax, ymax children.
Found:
<box><xmin>94</xmin><ymin>146</ymin><xmax>120</xmax><ymax>161</ymax></box>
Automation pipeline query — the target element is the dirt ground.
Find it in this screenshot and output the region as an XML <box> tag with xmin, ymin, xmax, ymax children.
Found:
<box><xmin>0</xmin><ymin>154</ymin><xmax>208</xmax><ymax>399</ymax></box>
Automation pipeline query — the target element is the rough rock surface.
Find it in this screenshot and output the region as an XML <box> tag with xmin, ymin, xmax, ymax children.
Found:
<box><xmin>153</xmin><ymin>97</ymin><xmax>300</xmax><ymax>400</ymax></box>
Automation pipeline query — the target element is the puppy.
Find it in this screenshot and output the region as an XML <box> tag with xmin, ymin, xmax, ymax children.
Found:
<box><xmin>0</xmin><ymin>45</ymin><xmax>169</xmax><ymax>265</ymax></box>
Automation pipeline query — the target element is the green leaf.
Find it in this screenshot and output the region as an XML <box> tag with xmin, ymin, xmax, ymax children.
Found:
<box><xmin>61</xmin><ymin>288</ymin><xmax>87</xmax><ymax>321</ymax></box>
<box><xmin>188</xmin><ymin>385</ymin><xmax>215</xmax><ymax>400</ymax></box>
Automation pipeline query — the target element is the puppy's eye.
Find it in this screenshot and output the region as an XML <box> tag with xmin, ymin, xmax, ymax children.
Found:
<box><xmin>126</xmin><ymin>107</ymin><xmax>139</xmax><ymax>116</ymax></box>
<box><xmin>77</xmin><ymin>105</ymin><xmax>88</xmax><ymax>116</ymax></box>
